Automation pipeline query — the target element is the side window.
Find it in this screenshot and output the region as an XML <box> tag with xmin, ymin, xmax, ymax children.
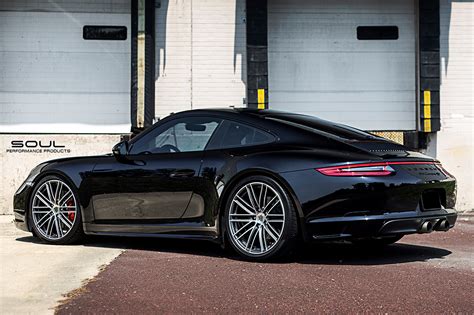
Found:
<box><xmin>209</xmin><ymin>120</ymin><xmax>275</xmax><ymax>149</ymax></box>
<box><xmin>130</xmin><ymin>117</ymin><xmax>221</xmax><ymax>154</ymax></box>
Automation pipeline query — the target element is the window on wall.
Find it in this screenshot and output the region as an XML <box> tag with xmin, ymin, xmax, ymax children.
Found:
<box><xmin>83</xmin><ymin>26</ymin><xmax>127</xmax><ymax>40</ymax></box>
<box><xmin>357</xmin><ymin>26</ymin><xmax>399</xmax><ymax>40</ymax></box>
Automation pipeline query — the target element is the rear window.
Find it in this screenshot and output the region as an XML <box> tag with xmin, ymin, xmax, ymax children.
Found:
<box><xmin>266</xmin><ymin>114</ymin><xmax>377</xmax><ymax>141</ymax></box>
<box><xmin>208</xmin><ymin>120</ymin><xmax>275</xmax><ymax>149</ymax></box>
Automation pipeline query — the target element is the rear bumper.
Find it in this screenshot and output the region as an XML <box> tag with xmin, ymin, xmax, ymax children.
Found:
<box><xmin>307</xmin><ymin>208</ymin><xmax>457</xmax><ymax>240</ymax></box>
<box><xmin>14</xmin><ymin>209</ymin><xmax>29</xmax><ymax>232</ymax></box>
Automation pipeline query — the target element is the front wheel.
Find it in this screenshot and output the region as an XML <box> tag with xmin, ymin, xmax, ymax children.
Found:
<box><xmin>224</xmin><ymin>176</ymin><xmax>298</xmax><ymax>261</ymax></box>
<box><xmin>29</xmin><ymin>175</ymin><xmax>84</xmax><ymax>244</ymax></box>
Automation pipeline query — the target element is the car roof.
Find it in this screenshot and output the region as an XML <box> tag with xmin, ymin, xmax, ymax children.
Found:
<box><xmin>164</xmin><ymin>108</ymin><xmax>379</xmax><ymax>143</ymax></box>
<box><xmin>171</xmin><ymin>107</ymin><xmax>300</xmax><ymax>118</ymax></box>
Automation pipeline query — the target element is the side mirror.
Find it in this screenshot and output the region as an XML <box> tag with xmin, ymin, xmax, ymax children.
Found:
<box><xmin>112</xmin><ymin>141</ymin><xmax>129</xmax><ymax>161</ymax></box>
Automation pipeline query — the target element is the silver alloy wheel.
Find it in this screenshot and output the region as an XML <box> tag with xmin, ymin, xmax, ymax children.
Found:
<box><xmin>31</xmin><ymin>179</ymin><xmax>77</xmax><ymax>241</ymax></box>
<box><xmin>228</xmin><ymin>181</ymin><xmax>285</xmax><ymax>255</ymax></box>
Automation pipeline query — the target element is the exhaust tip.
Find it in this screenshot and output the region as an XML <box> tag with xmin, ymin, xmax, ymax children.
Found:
<box><xmin>435</xmin><ymin>219</ymin><xmax>450</xmax><ymax>231</ymax></box>
<box><xmin>419</xmin><ymin>221</ymin><xmax>433</xmax><ymax>233</ymax></box>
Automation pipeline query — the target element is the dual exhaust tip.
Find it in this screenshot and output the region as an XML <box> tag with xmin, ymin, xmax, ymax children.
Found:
<box><xmin>418</xmin><ymin>219</ymin><xmax>450</xmax><ymax>233</ymax></box>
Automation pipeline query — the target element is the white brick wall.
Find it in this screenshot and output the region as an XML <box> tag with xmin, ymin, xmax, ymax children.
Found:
<box><xmin>154</xmin><ymin>0</ymin><xmax>246</xmax><ymax>119</ymax></box>
<box><xmin>434</xmin><ymin>0</ymin><xmax>474</xmax><ymax>211</ymax></box>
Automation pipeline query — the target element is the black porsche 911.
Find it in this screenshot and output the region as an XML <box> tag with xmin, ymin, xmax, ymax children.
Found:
<box><xmin>14</xmin><ymin>108</ymin><xmax>457</xmax><ymax>260</ymax></box>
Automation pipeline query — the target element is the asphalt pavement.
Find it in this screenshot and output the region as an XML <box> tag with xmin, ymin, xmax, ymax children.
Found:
<box><xmin>55</xmin><ymin>219</ymin><xmax>474</xmax><ymax>314</ymax></box>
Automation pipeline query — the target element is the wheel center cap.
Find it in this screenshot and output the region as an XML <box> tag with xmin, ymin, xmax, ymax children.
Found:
<box><xmin>52</xmin><ymin>205</ymin><xmax>60</xmax><ymax>213</ymax></box>
<box><xmin>256</xmin><ymin>213</ymin><xmax>266</xmax><ymax>223</ymax></box>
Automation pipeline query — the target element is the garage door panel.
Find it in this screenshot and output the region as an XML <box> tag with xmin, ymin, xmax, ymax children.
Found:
<box><xmin>270</xmin><ymin>98</ymin><xmax>415</xmax><ymax>114</ymax></box>
<box><xmin>0</xmin><ymin>2</ymin><xmax>131</xmax><ymax>133</ymax></box>
<box><xmin>269</xmin><ymin>0</ymin><xmax>415</xmax><ymax>14</ymax></box>
<box><xmin>270</xmin><ymin>91</ymin><xmax>416</xmax><ymax>103</ymax></box>
<box><xmin>0</xmin><ymin>0</ymin><xmax>130</xmax><ymax>13</ymax></box>
<box><xmin>0</xmin><ymin>92</ymin><xmax>129</xmax><ymax>115</ymax></box>
<box><xmin>0</xmin><ymin>13</ymin><xmax>130</xmax><ymax>53</ymax></box>
<box><xmin>2</xmin><ymin>112</ymin><xmax>128</xmax><ymax>126</ymax></box>
<box><xmin>268</xmin><ymin>14</ymin><xmax>414</xmax><ymax>52</ymax></box>
<box><xmin>270</xmin><ymin>52</ymin><xmax>415</xmax><ymax>90</ymax></box>
<box><xmin>268</xmin><ymin>0</ymin><xmax>417</xmax><ymax>131</ymax></box>
<box><xmin>0</xmin><ymin>92</ymin><xmax>129</xmax><ymax>132</ymax></box>
<box><xmin>2</xmin><ymin>52</ymin><xmax>130</xmax><ymax>93</ymax></box>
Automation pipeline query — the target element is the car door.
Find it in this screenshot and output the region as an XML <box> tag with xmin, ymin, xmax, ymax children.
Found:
<box><xmin>198</xmin><ymin>119</ymin><xmax>277</xmax><ymax>219</ymax></box>
<box><xmin>91</xmin><ymin>116</ymin><xmax>222</xmax><ymax>221</ymax></box>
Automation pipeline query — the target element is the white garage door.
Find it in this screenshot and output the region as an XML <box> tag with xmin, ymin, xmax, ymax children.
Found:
<box><xmin>268</xmin><ymin>0</ymin><xmax>417</xmax><ymax>131</ymax></box>
<box><xmin>0</xmin><ymin>1</ymin><xmax>131</xmax><ymax>133</ymax></box>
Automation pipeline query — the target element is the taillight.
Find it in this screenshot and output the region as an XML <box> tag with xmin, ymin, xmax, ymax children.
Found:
<box><xmin>317</xmin><ymin>161</ymin><xmax>439</xmax><ymax>177</ymax></box>
<box><xmin>317</xmin><ymin>163</ymin><xmax>396</xmax><ymax>176</ymax></box>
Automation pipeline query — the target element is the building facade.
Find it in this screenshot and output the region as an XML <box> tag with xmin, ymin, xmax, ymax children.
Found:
<box><xmin>1</xmin><ymin>0</ymin><xmax>472</xmax><ymax>214</ymax></box>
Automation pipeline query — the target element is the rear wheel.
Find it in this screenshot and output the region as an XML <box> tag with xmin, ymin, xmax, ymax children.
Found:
<box><xmin>29</xmin><ymin>176</ymin><xmax>84</xmax><ymax>244</ymax></box>
<box><xmin>224</xmin><ymin>176</ymin><xmax>298</xmax><ymax>260</ymax></box>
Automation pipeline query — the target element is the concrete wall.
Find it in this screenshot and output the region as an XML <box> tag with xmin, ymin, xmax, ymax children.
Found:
<box><xmin>0</xmin><ymin>135</ymin><xmax>121</xmax><ymax>214</ymax></box>
<box><xmin>429</xmin><ymin>0</ymin><xmax>473</xmax><ymax>212</ymax></box>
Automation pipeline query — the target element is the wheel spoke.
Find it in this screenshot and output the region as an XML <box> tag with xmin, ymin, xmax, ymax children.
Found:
<box><xmin>230</xmin><ymin>218</ymin><xmax>255</xmax><ymax>223</ymax></box>
<box><xmin>36</xmin><ymin>192</ymin><xmax>53</xmax><ymax>209</ymax></box>
<box><xmin>258</xmin><ymin>226</ymin><xmax>267</xmax><ymax>252</ymax></box>
<box><xmin>264</xmin><ymin>225</ymin><xmax>278</xmax><ymax>242</ymax></box>
<box><xmin>235</xmin><ymin>222</ymin><xmax>256</xmax><ymax>241</ymax></box>
<box><xmin>54</xmin><ymin>217</ymin><xmax>62</xmax><ymax>238</ymax></box>
<box><xmin>58</xmin><ymin>213</ymin><xmax>73</xmax><ymax>229</ymax></box>
<box><xmin>246</xmin><ymin>225</ymin><xmax>259</xmax><ymax>250</ymax></box>
<box><xmin>257</xmin><ymin>183</ymin><xmax>264</xmax><ymax>209</ymax></box>
<box><xmin>245</xmin><ymin>185</ymin><xmax>259</xmax><ymax>211</ymax></box>
<box><xmin>267</xmin><ymin>219</ymin><xmax>284</xmax><ymax>223</ymax></box>
<box><xmin>37</xmin><ymin>212</ymin><xmax>53</xmax><ymax>229</ymax></box>
<box><xmin>262</xmin><ymin>195</ymin><xmax>276</xmax><ymax>212</ymax></box>
<box><xmin>266</xmin><ymin>222</ymin><xmax>280</xmax><ymax>238</ymax></box>
<box><xmin>45</xmin><ymin>182</ymin><xmax>54</xmax><ymax>203</ymax></box>
<box><xmin>59</xmin><ymin>206</ymin><xmax>76</xmax><ymax>211</ymax></box>
<box><xmin>233</xmin><ymin>197</ymin><xmax>256</xmax><ymax>215</ymax></box>
<box><xmin>264</xmin><ymin>198</ymin><xmax>280</xmax><ymax>215</ymax></box>
<box><xmin>46</xmin><ymin>217</ymin><xmax>54</xmax><ymax>236</ymax></box>
<box><xmin>58</xmin><ymin>191</ymin><xmax>73</xmax><ymax>206</ymax></box>
<box><xmin>261</xmin><ymin>184</ymin><xmax>268</xmax><ymax>209</ymax></box>
<box><xmin>54</xmin><ymin>181</ymin><xmax>63</xmax><ymax>203</ymax></box>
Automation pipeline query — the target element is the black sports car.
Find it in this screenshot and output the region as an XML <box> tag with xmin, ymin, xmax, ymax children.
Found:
<box><xmin>14</xmin><ymin>108</ymin><xmax>457</xmax><ymax>260</ymax></box>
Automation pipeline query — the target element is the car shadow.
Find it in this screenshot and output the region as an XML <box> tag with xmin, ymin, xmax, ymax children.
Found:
<box><xmin>15</xmin><ymin>235</ymin><xmax>452</xmax><ymax>266</ymax></box>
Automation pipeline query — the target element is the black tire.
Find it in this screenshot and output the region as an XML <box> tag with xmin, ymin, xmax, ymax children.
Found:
<box><xmin>352</xmin><ymin>235</ymin><xmax>403</xmax><ymax>247</ymax></box>
<box><xmin>28</xmin><ymin>175</ymin><xmax>84</xmax><ymax>244</ymax></box>
<box><xmin>224</xmin><ymin>175</ymin><xmax>298</xmax><ymax>261</ymax></box>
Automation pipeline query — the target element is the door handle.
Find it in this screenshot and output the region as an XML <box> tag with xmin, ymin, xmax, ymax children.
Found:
<box><xmin>169</xmin><ymin>170</ymin><xmax>195</xmax><ymax>178</ymax></box>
